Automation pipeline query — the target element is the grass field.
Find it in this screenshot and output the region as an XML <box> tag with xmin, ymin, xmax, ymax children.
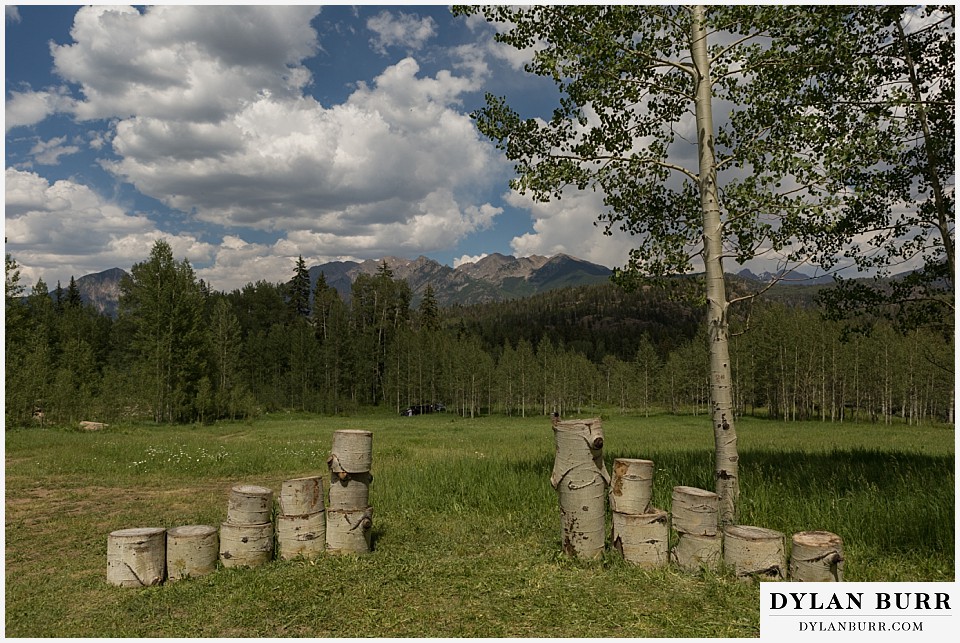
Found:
<box><xmin>4</xmin><ymin>411</ymin><xmax>955</xmax><ymax>637</ymax></box>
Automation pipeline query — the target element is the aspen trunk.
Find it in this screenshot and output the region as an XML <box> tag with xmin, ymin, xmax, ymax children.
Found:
<box><xmin>723</xmin><ymin>525</ymin><xmax>785</xmax><ymax>581</ymax></box>
<box><xmin>671</xmin><ymin>486</ymin><xmax>719</xmax><ymax>536</ymax></box>
<box><xmin>609</xmin><ymin>458</ymin><xmax>654</xmax><ymax>514</ymax></box>
<box><xmin>328</xmin><ymin>471</ymin><xmax>372</xmax><ymax>511</ymax></box>
<box><xmin>551</xmin><ymin>417</ymin><xmax>609</xmax><ymax>559</ymax></box>
<box><xmin>611</xmin><ymin>509</ymin><xmax>669</xmax><ymax>567</ymax></box>
<box><xmin>672</xmin><ymin>532</ymin><xmax>723</xmax><ymax>571</ymax></box>
<box><xmin>326</xmin><ymin>507</ymin><xmax>373</xmax><ymax>554</ymax></box>
<box><xmin>227</xmin><ymin>484</ymin><xmax>274</xmax><ymax>525</ymax></box>
<box><xmin>790</xmin><ymin>530</ymin><xmax>844</xmax><ymax>582</ymax></box>
<box><xmin>277</xmin><ymin>512</ymin><xmax>326</xmax><ymax>560</ymax></box>
<box><xmin>279</xmin><ymin>476</ymin><xmax>324</xmax><ymax>516</ymax></box>
<box><xmin>219</xmin><ymin>522</ymin><xmax>274</xmax><ymax>568</ymax></box>
<box><xmin>328</xmin><ymin>430</ymin><xmax>373</xmax><ymax>476</ymax></box>
<box><xmin>106</xmin><ymin>527</ymin><xmax>166</xmax><ymax>587</ymax></box>
<box><xmin>690</xmin><ymin>3</ymin><xmax>739</xmax><ymax>525</ymax></box>
<box><xmin>166</xmin><ymin>525</ymin><xmax>218</xmax><ymax>581</ymax></box>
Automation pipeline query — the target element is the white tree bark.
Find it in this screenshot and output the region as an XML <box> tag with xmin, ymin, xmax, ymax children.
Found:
<box><xmin>219</xmin><ymin>522</ymin><xmax>274</xmax><ymax>568</ymax></box>
<box><xmin>723</xmin><ymin>525</ymin><xmax>786</xmax><ymax>581</ymax></box>
<box><xmin>106</xmin><ymin>527</ymin><xmax>166</xmax><ymax>587</ymax></box>
<box><xmin>611</xmin><ymin>509</ymin><xmax>670</xmax><ymax>567</ymax></box>
<box><xmin>790</xmin><ymin>530</ymin><xmax>844</xmax><ymax>582</ymax></box>
<box><xmin>328</xmin><ymin>471</ymin><xmax>372</xmax><ymax>511</ymax></box>
<box><xmin>277</xmin><ymin>512</ymin><xmax>326</xmax><ymax>560</ymax></box>
<box><xmin>671</xmin><ymin>485</ymin><xmax>719</xmax><ymax>536</ymax></box>
<box><xmin>326</xmin><ymin>507</ymin><xmax>373</xmax><ymax>554</ymax></box>
<box><xmin>166</xmin><ymin>525</ymin><xmax>218</xmax><ymax>581</ymax></box>
<box><xmin>227</xmin><ymin>484</ymin><xmax>273</xmax><ymax>525</ymax></box>
<box><xmin>279</xmin><ymin>476</ymin><xmax>324</xmax><ymax>516</ymax></box>
<box><xmin>672</xmin><ymin>532</ymin><xmax>722</xmax><ymax>571</ymax></box>
<box><xmin>609</xmin><ymin>458</ymin><xmax>654</xmax><ymax>514</ymax></box>
<box><xmin>551</xmin><ymin>417</ymin><xmax>609</xmax><ymax>559</ymax></box>
<box><xmin>328</xmin><ymin>430</ymin><xmax>373</xmax><ymax>476</ymax></box>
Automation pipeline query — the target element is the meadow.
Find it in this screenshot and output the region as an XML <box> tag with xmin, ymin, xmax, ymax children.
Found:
<box><xmin>4</xmin><ymin>411</ymin><xmax>955</xmax><ymax>637</ymax></box>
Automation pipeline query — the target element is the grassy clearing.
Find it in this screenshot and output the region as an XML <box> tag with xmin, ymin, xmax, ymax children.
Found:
<box><xmin>5</xmin><ymin>412</ymin><xmax>954</xmax><ymax>637</ymax></box>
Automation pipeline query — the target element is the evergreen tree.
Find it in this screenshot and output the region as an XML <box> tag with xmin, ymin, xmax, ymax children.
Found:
<box><xmin>288</xmin><ymin>255</ymin><xmax>312</xmax><ymax>319</ymax></box>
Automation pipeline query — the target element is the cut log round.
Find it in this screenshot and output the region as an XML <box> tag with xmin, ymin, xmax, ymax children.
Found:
<box><xmin>219</xmin><ymin>522</ymin><xmax>274</xmax><ymax>568</ymax></box>
<box><xmin>277</xmin><ymin>512</ymin><xmax>326</xmax><ymax>560</ymax></box>
<box><xmin>611</xmin><ymin>509</ymin><xmax>669</xmax><ymax>567</ymax></box>
<box><xmin>279</xmin><ymin>476</ymin><xmax>324</xmax><ymax>516</ymax></box>
<box><xmin>671</xmin><ymin>486</ymin><xmax>719</xmax><ymax>536</ymax></box>
<box><xmin>106</xmin><ymin>527</ymin><xmax>166</xmax><ymax>587</ymax></box>
<box><xmin>609</xmin><ymin>458</ymin><xmax>654</xmax><ymax>514</ymax></box>
<box><xmin>226</xmin><ymin>484</ymin><xmax>273</xmax><ymax>525</ymax></box>
<box><xmin>80</xmin><ymin>421</ymin><xmax>108</xmax><ymax>431</ymax></box>
<box><xmin>790</xmin><ymin>530</ymin><xmax>844</xmax><ymax>582</ymax></box>
<box><xmin>552</xmin><ymin>418</ymin><xmax>609</xmax><ymax>560</ymax></box>
<box><xmin>672</xmin><ymin>531</ymin><xmax>723</xmax><ymax>571</ymax></box>
<box><xmin>327</xmin><ymin>430</ymin><xmax>373</xmax><ymax>474</ymax></box>
<box><xmin>723</xmin><ymin>525</ymin><xmax>786</xmax><ymax>581</ymax></box>
<box><xmin>328</xmin><ymin>471</ymin><xmax>372</xmax><ymax>511</ymax></box>
<box><xmin>166</xmin><ymin>525</ymin><xmax>218</xmax><ymax>581</ymax></box>
<box><xmin>326</xmin><ymin>507</ymin><xmax>373</xmax><ymax>554</ymax></box>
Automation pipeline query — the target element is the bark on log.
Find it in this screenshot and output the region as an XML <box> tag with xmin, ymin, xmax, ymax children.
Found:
<box><xmin>226</xmin><ymin>484</ymin><xmax>273</xmax><ymax>525</ymax></box>
<box><xmin>279</xmin><ymin>476</ymin><xmax>324</xmax><ymax>516</ymax></box>
<box><xmin>611</xmin><ymin>509</ymin><xmax>669</xmax><ymax>568</ymax></box>
<box><xmin>277</xmin><ymin>512</ymin><xmax>326</xmax><ymax>560</ymax></box>
<box><xmin>609</xmin><ymin>458</ymin><xmax>654</xmax><ymax>514</ymax></box>
<box><xmin>328</xmin><ymin>471</ymin><xmax>372</xmax><ymax>511</ymax></box>
<box><xmin>672</xmin><ymin>531</ymin><xmax>723</xmax><ymax>571</ymax></box>
<box><xmin>671</xmin><ymin>486</ymin><xmax>719</xmax><ymax>536</ymax></box>
<box><xmin>551</xmin><ymin>418</ymin><xmax>610</xmax><ymax>560</ymax></box>
<box><xmin>219</xmin><ymin>522</ymin><xmax>274</xmax><ymax>568</ymax></box>
<box><xmin>166</xmin><ymin>525</ymin><xmax>218</xmax><ymax>581</ymax></box>
<box><xmin>326</xmin><ymin>507</ymin><xmax>373</xmax><ymax>554</ymax></box>
<box><xmin>327</xmin><ymin>430</ymin><xmax>373</xmax><ymax>475</ymax></box>
<box><xmin>106</xmin><ymin>527</ymin><xmax>166</xmax><ymax>587</ymax></box>
<box><xmin>80</xmin><ymin>421</ymin><xmax>108</xmax><ymax>431</ymax></box>
<box><xmin>790</xmin><ymin>530</ymin><xmax>844</xmax><ymax>582</ymax></box>
<box><xmin>723</xmin><ymin>525</ymin><xmax>786</xmax><ymax>581</ymax></box>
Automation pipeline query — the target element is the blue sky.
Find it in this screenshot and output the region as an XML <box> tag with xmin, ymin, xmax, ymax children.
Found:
<box><xmin>5</xmin><ymin>3</ymin><xmax>646</xmax><ymax>291</ymax></box>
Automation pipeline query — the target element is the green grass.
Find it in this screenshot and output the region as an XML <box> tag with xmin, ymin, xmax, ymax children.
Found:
<box><xmin>5</xmin><ymin>412</ymin><xmax>954</xmax><ymax>637</ymax></box>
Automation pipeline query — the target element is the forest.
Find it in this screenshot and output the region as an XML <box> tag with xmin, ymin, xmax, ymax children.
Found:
<box><xmin>5</xmin><ymin>240</ymin><xmax>953</xmax><ymax>428</ymax></box>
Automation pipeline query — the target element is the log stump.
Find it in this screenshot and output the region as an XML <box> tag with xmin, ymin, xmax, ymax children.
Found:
<box><xmin>723</xmin><ymin>525</ymin><xmax>786</xmax><ymax>581</ymax></box>
<box><xmin>671</xmin><ymin>486</ymin><xmax>719</xmax><ymax>536</ymax></box>
<box><xmin>609</xmin><ymin>458</ymin><xmax>654</xmax><ymax>514</ymax></box>
<box><xmin>279</xmin><ymin>476</ymin><xmax>324</xmax><ymax>516</ymax></box>
<box><xmin>326</xmin><ymin>507</ymin><xmax>373</xmax><ymax>554</ymax></box>
<box><xmin>551</xmin><ymin>417</ymin><xmax>610</xmax><ymax>560</ymax></box>
<box><xmin>227</xmin><ymin>484</ymin><xmax>274</xmax><ymax>525</ymax></box>
<box><xmin>107</xmin><ymin>527</ymin><xmax>166</xmax><ymax>587</ymax></box>
<box><xmin>672</xmin><ymin>531</ymin><xmax>723</xmax><ymax>571</ymax></box>
<box><xmin>790</xmin><ymin>530</ymin><xmax>844</xmax><ymax>582</ymax></box>
<box><xmin>277</xmin><ymin>512</ymin><xmax>326</xmax><ymax>560</ymax></box>
<box><xmin>611</xmin><ymin>509</ymin><xmax>670</xmax><ymax>568</ymax></box>
<box><xmin>328</xmin><ymin>430</ymin><xmax>373</xmax><ymax>476</ymax></box>
<box><xmin>219</xmin><ymin>522</ymin><xmax>274</xmax><ymax>568</ymax></box>
<box><xmin>166</xmin><ymin>525</ymin><xmax>218</xmax><ymax>581</ymax></box>
<box><xmin>328</xmin><ymin>471</ymin><xmax>372</xmax><ymax>511</ymax></box>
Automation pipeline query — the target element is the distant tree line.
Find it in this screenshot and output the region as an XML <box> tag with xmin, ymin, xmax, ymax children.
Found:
<box><xmin>5</xmin><ymin>241</ymin><xmax>954</xmax><ymax>427</ymax></box>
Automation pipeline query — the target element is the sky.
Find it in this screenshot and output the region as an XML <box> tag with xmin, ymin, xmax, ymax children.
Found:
<box><xmin>4</xmin><ymin>2</ymin><xmax>643</xmax><ymax>291</ymax></box>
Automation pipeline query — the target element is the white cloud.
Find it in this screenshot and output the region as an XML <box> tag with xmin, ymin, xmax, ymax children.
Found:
<box><xmin>6</xmin><ymin>6</ymin><xmax>20</xmax><ymax>23</ymax></box>
<box><xmin>5</xmin><ymin>87</ymin><xmax>75</xmax><ymax>131</ymax></box>
<box><xmin>453</xmin><ymin>253</ymin><xmax>488</xmax><ymax>268</ymax></box>
<box><xmin>28</xmin><ymin>136</ymin><xmax>81</xmax><ymax>166</ymax></box>
<box><xmin>366</xmin><ymin>10</ymin><xmax>437</xmax><ymax>55</ymax></box>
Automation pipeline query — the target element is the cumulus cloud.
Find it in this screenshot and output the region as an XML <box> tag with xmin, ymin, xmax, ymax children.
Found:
<box><xmin>367</xmin><ymin>10</ymin><xmax>437</xmax><ymax>55</ymax></box>
<box><xmin>28</xmin><ymin>136</ymin><xmax>81</xmax><ymax>166</ymax></box>
<box><xmin>5</xmin><ymin>87</ymin><xmax>75</xmax><ymax>131</ymax></box>
<box><xmin>4</xmin><ymin>168</ymin><xmax>213</xmax><ymax>286</ymax></box>
<box><xmin>453</xmin><ymin>253</ymin><xmax>488</xmax><ymax>268</ymax></box>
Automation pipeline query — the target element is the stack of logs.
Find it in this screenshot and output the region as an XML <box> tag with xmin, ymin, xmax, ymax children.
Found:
<box><xmin>220</xmin><ymin>485</ymin><xmax>275</xmax><ymax>568</ymax></box>
<box><xmin>277</xmin><ymin>476</ymin><xmax>326</xmax><ymax>560</ymax></box>
<box><xmin>326</xmin><ymin>430</ymin><xmax>374</xmax><ymax>554</ymax></box>
<box><xmin>551</xmin><ymin>416</ymin><xmax>844</xmax><ymax>581</ymax></box>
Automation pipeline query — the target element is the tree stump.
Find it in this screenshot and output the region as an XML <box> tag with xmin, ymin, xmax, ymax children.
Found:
<box><xmin>790</xmin><ymin>530</ymin><xmax>844</xmax><ymax>582</ymax></box>
<box><xmin>326</xmin><ymin>507</ymin><xmax>373</xmax><ymax>554</ymax></box>
<box><xmin>166</xmin><ymin>525</ymin><xmax>218</xmax><ymax>581</ymax></box>
<box><xmin>328</xmin><ymin>471</ymin><xmax>372</xmax><ymax>511</ymax></box>
<box><xmin>106</xmin><ymin>527</ymin><xmax>166</xmax><ymax>587</ymax></box>
<box><xmin>671</xmin><ymin>486</ymin><xmax>719</xmax><ymax>536</ymax></box>
<box><xmin>551</xmin><ymin>417</ymin><xmax>610</xmax><ymax>559</ymax></box>
<box><xmin>327</xmin><ymin>430</ymin><xmax>373</xmax><ymax>476</ymax></box>
<box><xmin>611</xmin><ymin>509</ymin><xmax>670</xmax><ymax>567</ymax></box>
<box><xmin>277</xmin><ymin>512</ymin><xmax>326</xmax><ymax>560</ymax></box>
<box><xmin>227</xmin><ymin>484</ymin><xmax>274</xmax><ymax>525</ymax></box>
<box><xmin>672</xmin><ymin>531</ymin><xmax>723</xmax><ymax>571</ymax></box>
<box><xmin>279</xmin><ymin>476</ymin><xmax>324</xmax><ymax>516</ymax></box>
<box><xmin>609</xmin><ymin>458</ymin><xmax>654</xmax><ymax>514</ymax></box>
<box><xmin>723</xmin><ymin>525</ymin><xmax>786</xmax><ymax>581</ymax></box>
<box><xmin>219</xmin><ymin>522</ymin><xmax>274</xmax><ymax>568</ymax></box>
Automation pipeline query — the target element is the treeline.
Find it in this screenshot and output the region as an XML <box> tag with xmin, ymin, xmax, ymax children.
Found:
<box><xmin>5</xmin><ymin>241</ymin><xmax>954</xmax><ymax>426</ymax></box>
